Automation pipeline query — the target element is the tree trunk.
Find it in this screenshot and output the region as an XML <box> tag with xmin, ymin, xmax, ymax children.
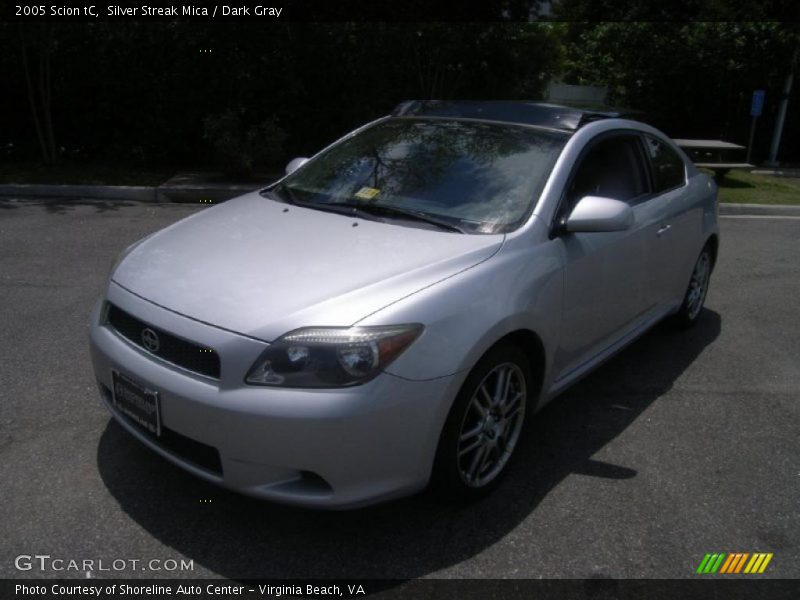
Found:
<box><xmin>19</xmin><ymin>24</ymin><xmax>57</xmax><ymax>165</ymax></box>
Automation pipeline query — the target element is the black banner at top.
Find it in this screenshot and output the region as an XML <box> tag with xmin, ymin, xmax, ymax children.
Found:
<box><xmin>2</xmin><ymin>0</ymin><xmax>800</xmax><ymax>23</ymax></box>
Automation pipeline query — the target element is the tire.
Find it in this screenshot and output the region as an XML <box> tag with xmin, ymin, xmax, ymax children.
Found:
<box><xmin>431</xmin><ymin>344</ymin><xmax>533</xmax><ymax>502</ymax></box>
<box><xmin>672</xmin><ymin>245</ymin><xmax>713</xmax><ymax>329</ymax></box>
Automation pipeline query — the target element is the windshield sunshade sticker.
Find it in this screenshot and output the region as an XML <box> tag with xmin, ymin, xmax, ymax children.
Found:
<box><xmin>354</xmin><ymin>186</ymin><xmax>381</xmax><ymax>200</ymax></box>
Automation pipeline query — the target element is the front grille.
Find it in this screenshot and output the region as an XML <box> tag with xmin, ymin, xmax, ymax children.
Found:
<box><xmin>106</xmin><ymin>303</ymin><xmax>221</xmax><ymax>379</ymax></box>
<box><xmin>100</xmin><ymin>383</ymin><xmax>223</xmax><ymax>476</ymax></box>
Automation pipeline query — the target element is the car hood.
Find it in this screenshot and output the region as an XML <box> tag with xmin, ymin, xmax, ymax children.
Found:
<box><xmin>112</xmin><ymin>192</ymin><xmax>504</xmax><ymax>341</ymax></box>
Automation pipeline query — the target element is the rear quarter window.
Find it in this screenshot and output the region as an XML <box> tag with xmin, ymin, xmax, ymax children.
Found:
<box><xmin>644</xmin><ymin>135</ymin><xmax>686</xmax><ymax>193</ymax></box>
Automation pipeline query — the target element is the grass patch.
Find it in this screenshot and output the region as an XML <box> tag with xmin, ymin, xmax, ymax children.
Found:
<box><xmin>0</xmin><ymin>162</ymin><xmax>172</xmax><ymax>186</ymax></box>
<box><xmin>710</xmin><ymin>169</ymin><xmax>800</xmax><ymax>205</ymax></box>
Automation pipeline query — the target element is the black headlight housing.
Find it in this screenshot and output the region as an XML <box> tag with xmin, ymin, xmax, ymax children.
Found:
<box><xmin>245</xmin><ymin>325</ymin><xmax>424</xmax><ymax>388</ymax></box>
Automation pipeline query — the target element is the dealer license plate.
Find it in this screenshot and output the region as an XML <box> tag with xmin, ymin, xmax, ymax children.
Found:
<box><xmin>111</xmin><ymin>371</ymin><xmax>161</xmax><ymax>436</ymax></box>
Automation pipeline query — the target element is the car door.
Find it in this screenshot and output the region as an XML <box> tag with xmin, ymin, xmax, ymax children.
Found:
<box><xmin>552</xmin><ymin>132</ymin><xmax>657</xmax><ymax>382</ymax></box>
<box><xmin>640</xmin><ymin>133</ymin><xmax>698</xmax><ymax>309</ymax></box>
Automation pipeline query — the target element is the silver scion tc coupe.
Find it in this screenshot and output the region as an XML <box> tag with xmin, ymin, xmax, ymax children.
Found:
<box><xmin>89</xmin><ymin>101</ymin><xmax>719</xmax><ymax>508</ymax></box>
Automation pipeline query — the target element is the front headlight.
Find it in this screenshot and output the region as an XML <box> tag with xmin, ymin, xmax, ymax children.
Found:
<box><xmin>245</xmin><ymin>325</ymin><xmax>423</xmax><ymax>388</ymax></box>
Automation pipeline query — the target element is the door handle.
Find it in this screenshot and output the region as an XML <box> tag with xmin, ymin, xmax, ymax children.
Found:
<box><xmin>657</xmin><ymin>224</ymin><xmax>672</xmax><ymax>236</ymax></box>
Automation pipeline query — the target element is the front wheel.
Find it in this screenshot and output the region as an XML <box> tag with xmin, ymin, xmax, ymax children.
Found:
<box><xmin>673</xmin><ymin>245</ymin><xmax>713</xmax><ymax>328</ymax></box>
<box><xmin>431</xmin><ymin>344</ymin><xmax>532</xmax><ymax>501</ymax></box>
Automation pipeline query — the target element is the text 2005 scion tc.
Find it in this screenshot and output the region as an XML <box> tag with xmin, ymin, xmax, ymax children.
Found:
<box><xmin>90</xmin><ymin>101</ymin><xmax>719</xmax><ymax>508</ymax></box>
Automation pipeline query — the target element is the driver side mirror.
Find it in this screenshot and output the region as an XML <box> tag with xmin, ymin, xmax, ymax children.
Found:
<box><xmin>285</xmin><ymin>157</ymin><xmax>309</xmax><ymax>175</ymax></box>
<box><xmin>564</xmin><ymin>196</ymin><xmax>634</xmax><ymax>233</ymax></box>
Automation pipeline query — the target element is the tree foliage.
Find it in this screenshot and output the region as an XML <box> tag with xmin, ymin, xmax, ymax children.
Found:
<box><xmin>560</xmin><ymin>22</ymin><xmax>799</xmax><ymax>158</ymax></box>
<box><xmin>0</xmin><ymin>23</ymin><xmax>563</xmax><ymax>172</ymax></box>
<box><xmin>0</xmin><ymin>20</ymin><xmax>797</xmax><ymax>172</ymax></box>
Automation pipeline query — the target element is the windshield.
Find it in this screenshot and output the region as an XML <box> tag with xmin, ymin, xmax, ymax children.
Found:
<box><xmin>269</xmin><ymin>118</ymin><xmax>569</xmax><ymax>234</ymax></box>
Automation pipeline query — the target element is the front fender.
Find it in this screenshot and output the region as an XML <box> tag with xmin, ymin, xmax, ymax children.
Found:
<box><xmin>356</xmin><ymin>232</ymin><xmax>564</xmax><ymax>388</ymax></box>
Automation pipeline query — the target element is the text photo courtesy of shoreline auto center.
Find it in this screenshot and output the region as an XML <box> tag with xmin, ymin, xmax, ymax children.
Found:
<box><xmin>0</xmin><ymin>1</ymin><xmax>799</xmax><ymax>599</ymax></box>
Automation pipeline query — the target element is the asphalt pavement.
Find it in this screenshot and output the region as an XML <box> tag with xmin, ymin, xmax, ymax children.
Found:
<box><xmin>0</xmin><ymin>198</ymin><xmax>798</xmax><ymax>581</ymax></box>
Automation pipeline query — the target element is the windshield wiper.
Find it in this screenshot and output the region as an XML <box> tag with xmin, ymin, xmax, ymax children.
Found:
<box><xmin>265</xmin><ymin>190</ymin><xmax>465</xmax><ymax>233</ymax></box>
<box><xmin>333</xmin><ymin>202</ymin><xmax>466</xmax><ymax>233</ymax></box>
<box><xmin>262</xmin><ymin>185</ymin><xmax>299</xmax><ymax>205</ymax></box>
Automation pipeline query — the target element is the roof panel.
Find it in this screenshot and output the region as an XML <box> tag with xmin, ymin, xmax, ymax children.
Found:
<box><xmin>392</xmin><ymin>100</ymin><xmax>629</xmax><ymax>131</ymax></box>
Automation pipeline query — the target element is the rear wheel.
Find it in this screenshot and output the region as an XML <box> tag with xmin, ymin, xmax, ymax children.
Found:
<box><xmin>673</xmin><ymin>245</ymin><xmax>713</xmax><ymax>328</ymax></box>
<box><xmin>432</xmin><ymin>344</ymin><xmax>532</xmax><ymax>501</ymax></box>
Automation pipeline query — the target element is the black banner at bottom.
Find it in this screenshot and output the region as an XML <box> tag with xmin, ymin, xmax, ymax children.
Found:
<box><xmin>6</xmin><ymin>578</ymin><xmax>800</xmax><ymax>600</ymax></box>
<box><xmin>3</xmin><ymin>579</ymin><xmax>799</xmax><ymax>600</ymax></box>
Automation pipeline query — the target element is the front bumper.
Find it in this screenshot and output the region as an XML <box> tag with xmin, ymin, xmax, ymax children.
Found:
<box><xmin>89</xmin><ymin>284</ymin><xmax>460</xmax><ymax>508</ymax></box>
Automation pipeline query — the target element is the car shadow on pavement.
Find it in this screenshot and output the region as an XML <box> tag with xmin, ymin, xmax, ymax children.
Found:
<box><xmin>97</xmin><ymin>309</ymin><xmax>721</xmax><ymax>580</ymax></box>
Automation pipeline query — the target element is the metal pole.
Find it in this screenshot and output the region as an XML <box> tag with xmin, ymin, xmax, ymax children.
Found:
<box><xmin>746</xmin><ymin>116</ymin><xmax>757</xmax><ymax>164</ymax></box>
<box><xmin>767</xmin><ymin>48</ymin><xmax>798</xmax><ymax>166</ymax></box>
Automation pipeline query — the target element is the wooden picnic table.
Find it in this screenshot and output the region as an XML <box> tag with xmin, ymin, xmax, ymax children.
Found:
<box><xmin>672</xmin><ymin>139</ymin><xmax>754</xmax><ymax>181</ymax></box>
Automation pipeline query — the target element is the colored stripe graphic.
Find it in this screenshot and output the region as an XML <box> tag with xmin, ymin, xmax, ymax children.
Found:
<box><xmin>720</xmin><ymin>553</ymin><xmax>738</xmax><ymax>573</ymax></box>
<box><xmin>744</xmin><ymin>554</ymin><xmax>761</xmax><ymax>573</ymax></box>
<box><xmin>696</xmin><ymin>554</ymin><xmax>712</xmax><ymax>573</ymax></box>
<box><xmin>710</xmin><ymin>553</ymin><xmax>725</xmax><ymax>573</ymax></box>
<box><xmin>758</xmin><ymin>554</ymin><xmax>773</xmax><ymax>573</ymax></box>
<box><xmin>744</xmin><ymin>553</ymin><xmax>774</xmax><ymax>573</ymax></box>
<box><xmin>697</xmin><ymin>553</ymin><xmax>726</xmax><ymax>573</ymax></box>
<box><xmin>725</xmin><ymin>553</ymin><xmax>743</xmax><ymax>573</ymax></box>
<box><xmin>734</xmin><ymin>553</ymin><xmax>749</xmax><ymax>573</ymax></box>
<box><xmin>698</xmin><ymin>552</ymin><xmax>773</xmax><ymax>574</ymax></box>
<box><xmin>719</xmin><ymin>554</ymin><xmax>736</xmax><ymax>573</ymax></box>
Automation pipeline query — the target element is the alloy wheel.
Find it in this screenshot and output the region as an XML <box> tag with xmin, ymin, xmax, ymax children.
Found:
<box><xmin>456</xmin><ymin>362</ymin><xmax>526</xmax><ymax>488</ymax></box>
<box><xmin>686</xmin><ymin>251</ymin><xmax>711</xmax><ymax>320</ymax></box>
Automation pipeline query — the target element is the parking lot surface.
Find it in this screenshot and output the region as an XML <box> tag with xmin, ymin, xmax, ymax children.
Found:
<box><xmin>0</xmin><ymin>198</ymin><xmax>798</xmax><ymax>580</ymax></box>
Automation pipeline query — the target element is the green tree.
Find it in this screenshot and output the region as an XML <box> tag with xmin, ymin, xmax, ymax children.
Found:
<box><xmin>559</xmin><ymin>22</ymin><xmax>798</xmax><ymax>149</ymax></box>
<box><xmin>3</xmin><ymin>22</ymin><xmax>566</xmax><ymax>171</ymax></box>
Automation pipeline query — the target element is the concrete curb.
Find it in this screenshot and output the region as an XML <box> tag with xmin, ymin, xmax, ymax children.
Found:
<box><xmin>156</xmin><ymin>184</ymin><xmax>261</xmax><ymax>203</ymax></box>
<box><xmin>751</xmin><ymin>168</ymin><xmax>800</xmax><ymax>178</ymax></box>
<box><xmin>718</xmin><ymin>203</ymin><xmax>800</xmax><ymax>217</ymax></box>
<box><xmin>0</xmin><ymin>183</ymin><xmax>266</xmax><ymax>203</ymax></box>
<box><xmin>0</xmin><ymin>183</ymin><xmax>158</xmax><ymax>202</ymax></box>
<box><xmin>1</xmin><ymin>184</ymin><xmax>798</xmax><ymax>216</ymax></box>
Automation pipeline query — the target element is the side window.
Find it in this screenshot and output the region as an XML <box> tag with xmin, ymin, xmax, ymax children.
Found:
<box><xmin>644</xmin><ymin>135</ymin><xmax>686</xmax><ymax>192</ymax></box>
<box><xmin>565</xmin><ymin>135</ymin><xmax>649</xmax><ymax>212</ymax></box>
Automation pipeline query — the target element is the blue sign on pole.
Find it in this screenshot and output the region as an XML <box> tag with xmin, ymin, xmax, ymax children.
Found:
<box><xmin>751</xmin><ymin>90</ymin><xmax>766</xmax><ymax>117</ymax></box>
